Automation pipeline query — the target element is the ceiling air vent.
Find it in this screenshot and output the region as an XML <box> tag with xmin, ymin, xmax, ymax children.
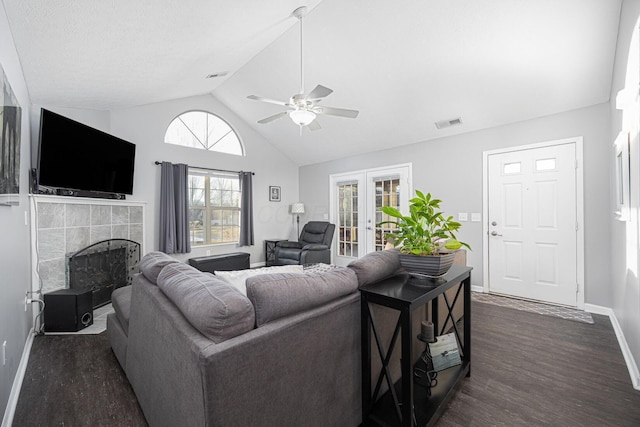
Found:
<box><xmin>206</xmin><ymin>72</ymin><xmax>228</xmax><ymax>79</ymax></box>
<box><xmin>435</xmin><ymin>117</ymin><xmax>463</xmax><ymax>130</ymax></box>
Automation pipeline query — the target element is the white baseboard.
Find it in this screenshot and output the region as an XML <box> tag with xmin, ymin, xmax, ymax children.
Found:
<box><xmin>471</xmin><ymin>285</ymin><xmax>484</xmax><ymax>293</ymax></box>
<box><xmin>2</xmin><ymin>329</ymin><xmax>34</xmax><ymax>427</ymax></box>
<box><xmin>585</xmin><ymin>304</ymin><xmax>640</xmax><ymax>391</ymax></box>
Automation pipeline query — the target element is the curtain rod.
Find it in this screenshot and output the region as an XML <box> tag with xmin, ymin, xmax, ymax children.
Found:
<box><xmin>154</xmin><ymin>161</ymin><xmax>254</xmax><ymax>175</ymax></box>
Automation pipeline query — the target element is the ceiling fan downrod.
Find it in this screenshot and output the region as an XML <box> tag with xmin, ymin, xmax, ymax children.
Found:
<box><xmin>293</xmin><ymin>6</ymin><xmax>307</xmax><ymax>96</ymax></box>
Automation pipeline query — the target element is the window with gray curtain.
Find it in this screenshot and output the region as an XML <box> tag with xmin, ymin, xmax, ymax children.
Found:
<box><xmin>188</xmin><ymin>169</ymin><xmax>247</xmax><ymax>246</ymax></box>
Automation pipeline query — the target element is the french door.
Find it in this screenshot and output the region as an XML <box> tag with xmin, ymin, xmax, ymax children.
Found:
<box><xmin>330</xmin><ymin>164</ymin><xmax>411</xmax><ymax>266</ymax></box>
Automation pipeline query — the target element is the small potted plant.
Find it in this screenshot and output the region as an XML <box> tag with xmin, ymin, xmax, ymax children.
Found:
<box><xmin>379</xmin><ymin>190</ymin><xmax>470</xmax><ymax>277</ymax></box>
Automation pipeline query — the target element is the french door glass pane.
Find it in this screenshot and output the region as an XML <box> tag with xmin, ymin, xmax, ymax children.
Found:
<box><xmin>337</xmin><ymin>182</ymin><xmax>358</xmax><ymax>257</ymax></box>
<box><xmin>374</xmin><ymin>177</ymin><xmax>400</xmax><ymax>251</ymax></box>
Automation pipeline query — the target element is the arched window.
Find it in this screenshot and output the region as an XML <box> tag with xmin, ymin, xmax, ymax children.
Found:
<box><xmin>164</xmin><ymin>111</ymin><xmax>244</xmax><ymax>156</ymax></box>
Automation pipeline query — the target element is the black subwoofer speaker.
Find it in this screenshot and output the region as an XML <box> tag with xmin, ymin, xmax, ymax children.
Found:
<box><xmin>44</xmin><ymin>288</ymin><xmax>93</xmax><ymax>332</ymax></box>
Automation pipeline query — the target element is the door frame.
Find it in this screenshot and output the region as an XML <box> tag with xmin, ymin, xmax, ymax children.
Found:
<box><xmin>329</xmin><ymin>163</ymin><xmax>412</xmax><ymax>264</ymax></box>
<box><xmin>482</xmin><ymin>137</ymin><xmax>585</xmax><ymax>309</ymax></box>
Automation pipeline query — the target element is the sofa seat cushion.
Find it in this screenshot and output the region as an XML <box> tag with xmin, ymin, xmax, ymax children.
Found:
<box><xmin>246</xmin><ymin>267</ymin><xmax>358</xmax><ymax>326</ymax></box>
<box><xmin>111</xmin><ymin>285</ymin><xmax>132</xmax><ymax>333</ymax></box>
<box><xmin>214</xmin><ymin>265</ymin><xmax>304</xmax><ymax>296</ymax></box>
<box><xmin>347</xmin><ymin>249</ymin><xmax>402</xmax><ymax>287</ymax></box>
<box><xmin>157</xmin><ymin>263</ymin><xmax>255</xmax><ymax>343</ymax></box>
<box><xmin>139</xmin><ymin>251</ymin><xmax>180</xmax><ymax>284</ymax></box>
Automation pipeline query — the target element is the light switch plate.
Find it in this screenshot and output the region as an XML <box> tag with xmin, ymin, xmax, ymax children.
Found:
<box><xmin>471</xmin><ymin>213</ymin><xmax>481</xmax><ymax>222</ymax></box>
<box><xmin>457</xmin><ymin>213</ymin><xmax>468</xmax><ymax>222</ymax></box>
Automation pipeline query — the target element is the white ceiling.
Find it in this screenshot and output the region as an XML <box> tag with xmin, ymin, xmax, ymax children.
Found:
<box><xmin>4</xmin><ymin>0</ymin><xmax>622</xmax><ymax>166</ymax></box>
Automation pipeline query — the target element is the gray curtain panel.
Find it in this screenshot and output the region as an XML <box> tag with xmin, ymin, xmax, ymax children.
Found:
<box><xmin>159</xmin><ymin>162</ymin><xmax>191</xmax><ymax>254</ymax></box>
<box><xmin>239</xmin><ymin>171</ymin><xmax>254</xmax><ymax>246</ymax></box>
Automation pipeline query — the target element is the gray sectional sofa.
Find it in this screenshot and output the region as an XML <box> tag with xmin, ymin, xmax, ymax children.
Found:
<box><xmin>107</xmin><ymin>250</ymin><xmax>403</xmax><ymax>427</ymax></box>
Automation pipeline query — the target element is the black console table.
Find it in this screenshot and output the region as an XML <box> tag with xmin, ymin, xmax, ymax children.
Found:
<box><xmin>360</xmin><ymin>265</ymin><xmax>472</xmax><ymax>426</ymax></box>
<box><xmin>264</xmin><ymin>239</ymin><xmax>288</xmax><ymax>266</ymax></box>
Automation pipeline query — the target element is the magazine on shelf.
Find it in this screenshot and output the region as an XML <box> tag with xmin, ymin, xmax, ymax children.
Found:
<box><xmin>428</xmin><ymin>332</ymin><xmax>462</xmax><ymax>371</ymax></box>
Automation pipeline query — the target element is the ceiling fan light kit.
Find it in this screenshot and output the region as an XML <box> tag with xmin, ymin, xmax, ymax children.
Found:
<box><xmin>247</xmin><ymin>6</ymin><xmax>359</xmax><ymax>130</ymax></box>
<box><xmin>290</xmin><ymin>109</ymin><xmax>316</xmax><ymax>126</ymax></box>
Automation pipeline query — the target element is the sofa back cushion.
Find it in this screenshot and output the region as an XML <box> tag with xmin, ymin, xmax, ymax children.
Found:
<box><xmin>347</xmin><ymin>249</ymin><xmax>401</xmax><ymax>287</ymax></box>
<box><xmin>139</xmin><ymin>251</ymin><xmax>180</xmax><ymax>284</ymax></box>
<box><xmin>246</xmin><ymin>267</ymin><xmax>358</xmax><ymax>327</ymax></box>
<box><xmin>157</xmin><ymin>263</ymin><xmax>255</xmax><ymax>343</ymax></box>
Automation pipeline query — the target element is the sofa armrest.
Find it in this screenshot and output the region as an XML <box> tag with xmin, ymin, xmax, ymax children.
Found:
<box><xmin>277</xmin><ymin>241</ymin><xmax>303</xmax><ymax>249</ymax></box>
<box><xmin>126</xmin><ymin>277</ymin><xmax>214</xmax><ymax>427</ymax></box>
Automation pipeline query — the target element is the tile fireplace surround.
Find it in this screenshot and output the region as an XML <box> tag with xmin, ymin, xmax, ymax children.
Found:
<box><xmin>30</xmin><ymin>195</ymin><xmax>146</xmax><ymax>295</ymax></box>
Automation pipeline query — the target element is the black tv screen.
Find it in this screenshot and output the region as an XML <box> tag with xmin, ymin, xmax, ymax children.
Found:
<box><xmin>37</xmin><ymin>109</ymin><xmax>136</xmax><ymax>197</ymax></box>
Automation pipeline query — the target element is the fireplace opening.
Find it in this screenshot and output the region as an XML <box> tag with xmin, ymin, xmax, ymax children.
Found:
<box><xmin>67</xmin><ymin>239</ymin><xmax>140</xmax><ymax>308</ymax></box>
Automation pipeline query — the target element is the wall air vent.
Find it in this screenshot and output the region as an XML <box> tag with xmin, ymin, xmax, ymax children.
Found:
<box><xmin>435</xmin><ymin>117</ymin><xmax>463</xmax><ymax>130</ymax></box>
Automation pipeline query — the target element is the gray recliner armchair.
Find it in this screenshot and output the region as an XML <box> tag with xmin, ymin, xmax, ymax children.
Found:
<box><xmin>274</xmin><ymin>221</ymin><xmax>336</xmax><ymax>265</ymax></box>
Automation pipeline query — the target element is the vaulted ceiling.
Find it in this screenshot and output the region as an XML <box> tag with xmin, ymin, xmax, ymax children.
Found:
<box><xmin>4</xmin><ymin>0</ymin><xmax>622</xmax><ymax>165</ymax></box>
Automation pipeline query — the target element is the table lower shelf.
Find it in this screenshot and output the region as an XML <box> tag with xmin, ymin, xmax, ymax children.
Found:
<box><xmin>366</xmin><ymin>360</ymin><xmax>470</xmax><ymax>427</ymax></box>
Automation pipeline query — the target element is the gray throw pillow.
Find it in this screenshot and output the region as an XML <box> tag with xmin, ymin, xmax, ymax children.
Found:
<box><xmin>347</xmin><ymin>249</ymin><xmax>401</xmax><ymax>286</ymax></box>
<box><xmin>246</xmin><ymin>267</ymin><xmax>358</xmax><ymax>327</ymax></box>
<box><xmin>157</xmin><ymin>263</ymin><xmax>255</xmax><ymax>343</ymax></box>
<box><xmin>139</xmin><ymin>251</ymin><xmax>180</xmax><ymax>284</ymax></box>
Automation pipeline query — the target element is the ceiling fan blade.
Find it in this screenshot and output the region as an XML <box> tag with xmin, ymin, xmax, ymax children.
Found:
<box><xmin>247</xmin><ymin>95</ymin><xmax>289</xmax><ymax>107</ymax></box>
<box><xmin>313</xmin><ymin>106</ymin><xmax>359</xmax><ymax>119</ymax></box>
<box><xmin>305</xmin><ymin>85</ymin><xmax>333</xmax><ymax>100</ymax></box>
<box><xmin>257</xmin><ymin>111</ymin><xmax>288</xmax><ymax>124</ymax></box>
<box><xmin>308</xmin><ymin>119</ymin><xmax>322</xmax><ymax>131</ymax></box>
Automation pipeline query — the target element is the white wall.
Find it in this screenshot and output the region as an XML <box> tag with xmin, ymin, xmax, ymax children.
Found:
<box><xmin>109</xmin><ymin>93</ymin><xmax>300</xmax><ymax>263</ymax></box>
<box><xmin>299</xmin><ymin>103</ymin><xmax>611</xmax><ymax>304</ymax></box>
<box><xmin>609</xmin><ymin>0</ymin><xmax>640</xmax><ymax>385</ymax></box>
<box><xmin>0</xmin><ymin>4</ymin><xmax>33</xmax><ymax>421</ymax></box>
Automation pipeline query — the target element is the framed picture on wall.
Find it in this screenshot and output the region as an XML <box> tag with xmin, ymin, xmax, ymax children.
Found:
<box><xmin>269</xmin><ymin>186</ymin><xmax>281</xmax><ymax>202</ymax></box>
<box><xmin>0</xmin><ymin>62</ymin><xmax>22</xmax><ymax>206</ymax></box>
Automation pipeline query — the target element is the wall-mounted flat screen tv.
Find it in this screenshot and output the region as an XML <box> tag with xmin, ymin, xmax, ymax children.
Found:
<box><xmin>37</xmin><ymin>109</ymin><xmax>136</xmax><ymax>198</ymax></box>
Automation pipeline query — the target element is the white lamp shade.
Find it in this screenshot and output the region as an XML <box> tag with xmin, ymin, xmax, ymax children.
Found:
<box><xmin>290</xmin><ymin>202</ymin><xmax>305</xmax><ymax>214</ymax></box>
<box><xmin>289</xmin><ymin>109</ymin><xmax>316</xmax><ymax>126</ymax></box>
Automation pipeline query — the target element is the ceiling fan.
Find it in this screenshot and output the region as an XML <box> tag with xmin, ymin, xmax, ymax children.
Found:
<box><xmin>247</xmin><ymin>6</ymin><xmax>359</xmax><ymax>131</ymax></box>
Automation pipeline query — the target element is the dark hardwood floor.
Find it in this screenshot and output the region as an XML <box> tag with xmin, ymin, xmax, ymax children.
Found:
<box><xmin>12</xmin><ymin>333</ymin><xmax>147</xmax><ymax>426</ymax></box>
<box><xmin>11</xmin><ymin>301</ymin><xmax>640</xmax><ymax>426</ymax></box>
<box><xmin>438</xmin><ymin>302</ymin><xmax>640</xmax><ymax>426</ymax></box>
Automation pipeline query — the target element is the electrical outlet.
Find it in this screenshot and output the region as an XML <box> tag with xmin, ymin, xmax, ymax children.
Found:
<box><xmin>2</xmin><ymin>341</ymin><xmax>6</xmax><ymax>366</ymax></box>
<box><xmin>24</xmin><ymin>291</ymin><xmax>28</xmax><ymax>312</ymax></box>
<box><xmin>206</xmin><ymin>249</ymin><xmax>211</xmax><ymax>256</ymax></box>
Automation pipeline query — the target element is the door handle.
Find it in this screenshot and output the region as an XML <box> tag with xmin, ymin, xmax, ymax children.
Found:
<box><xmin>491</xmin><ymin>231</ymin><xmax>502</xmax><ymax>236</ymax></box>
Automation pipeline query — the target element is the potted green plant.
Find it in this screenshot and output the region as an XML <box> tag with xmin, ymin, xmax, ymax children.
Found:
<box><xmin>379</xmin><ymin>190</ymin><xmax>470</xmax><ymax>277</ymax></box>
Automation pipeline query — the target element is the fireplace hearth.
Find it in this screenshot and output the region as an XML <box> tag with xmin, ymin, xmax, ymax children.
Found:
<box><xmin>67</xmin><ymin>239</ymin><xmax>140</xmax><ymax>308</ymax></box>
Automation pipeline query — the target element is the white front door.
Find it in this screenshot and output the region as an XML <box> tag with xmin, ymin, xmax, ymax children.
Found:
<box><xmin>487</xmin><ymin>143</ymin><xmax>578</xmax><ymax>306</ymax></box>
<box><xmin>330</xmin><ymin>165</ymin><xmax>411</xmax><ymax>266</ymax></box>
